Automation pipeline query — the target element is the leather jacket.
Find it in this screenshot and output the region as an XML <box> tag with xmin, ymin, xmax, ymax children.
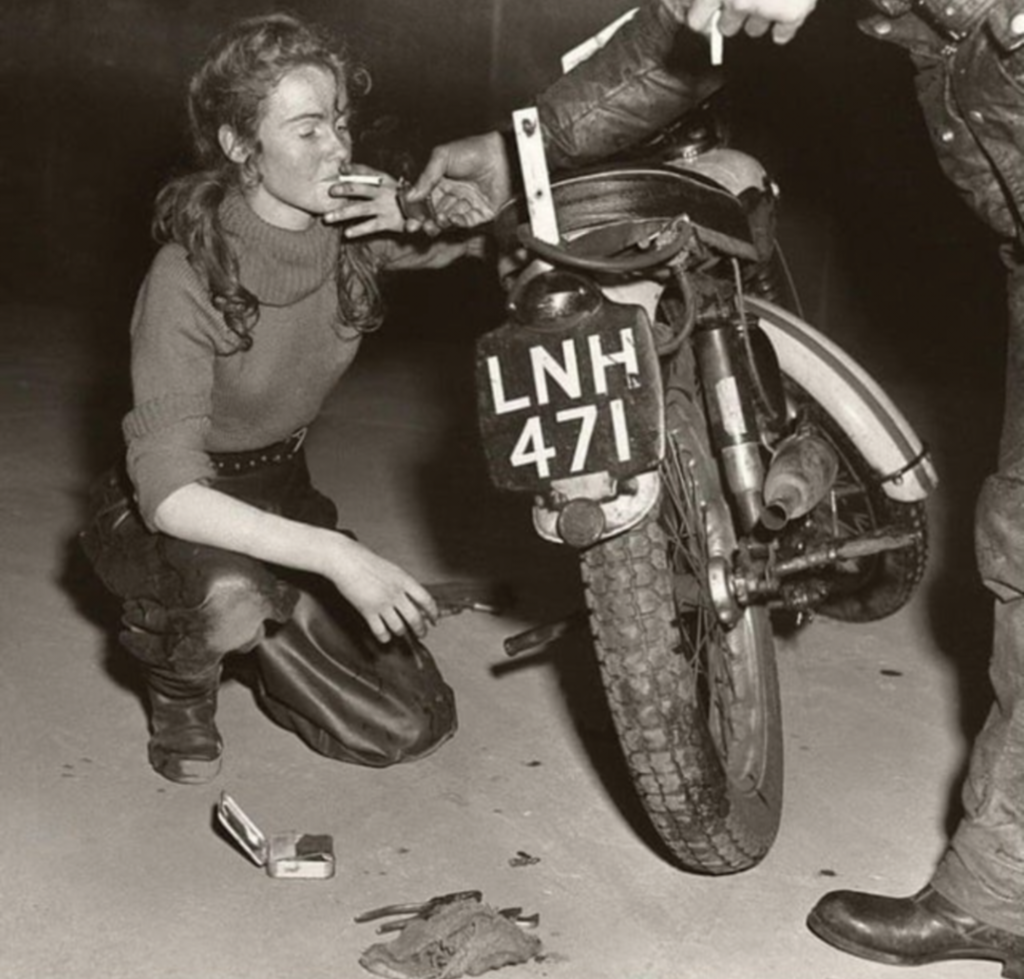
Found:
<box><xmin>859</xmin><ymin>0</ymin><xmax>1024</xmax><ymax>240</ymax></box>
<box><xmin>536</xmin><ymin>1</ymin><xmax>722</xmax><ymax>170</ymax></box>
<box><xmin>536</xmin><ymin>0</ymin><xmax>1024</xmax><ymax>241</ymax></box>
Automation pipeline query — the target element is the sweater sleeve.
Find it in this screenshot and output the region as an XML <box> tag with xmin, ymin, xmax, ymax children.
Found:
<box><xmin>536</xmin><ymin>0</ymin><xmax>723</xmax><ymax>171</ymax></box>
<box><xmin>122</xmin><ymin>244</ymin><xmax>219</xmax><ymax>529</ymax></box>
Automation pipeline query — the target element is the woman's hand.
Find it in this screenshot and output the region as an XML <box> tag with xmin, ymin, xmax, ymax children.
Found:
<box><xmin>320</xmin><ymin>532</ymin><xmax>439</xmax><ymax>644</ymax></box>
<box><xmin>323</xmin><ymin>167</ymin><xmax>404</xmax><ymax>237</ymax></box>
<box><xmin>154</xmin><ymin>483</ymin><xmax>438</xmax><ymax>645</ymax></box>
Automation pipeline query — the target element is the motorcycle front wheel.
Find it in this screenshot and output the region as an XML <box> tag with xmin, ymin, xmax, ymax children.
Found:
<box><xmin>580</xmin><ymin>387</ymin><xmax>783</xmax><ymax>874</ymax></box>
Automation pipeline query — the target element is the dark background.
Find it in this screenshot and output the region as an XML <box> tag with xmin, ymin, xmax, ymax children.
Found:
<box><xmin>0</xmin><ymin>0</ymin><xmax>1003</xmax><ymax>337</ymax></box>
<box><xmin>0</xmin><ymin>0</ymin><xmax>633</xmax><ymax>310</ymax></box>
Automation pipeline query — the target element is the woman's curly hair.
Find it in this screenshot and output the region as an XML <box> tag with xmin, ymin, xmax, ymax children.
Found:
<box><xmin>153</xmin><ymin>13</ymin><xmax>383</xmax><ymax>350</ymax></box>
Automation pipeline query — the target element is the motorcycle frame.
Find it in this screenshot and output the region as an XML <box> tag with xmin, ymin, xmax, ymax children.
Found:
<box><xmin>494</xmin><ymin>136</ymin><xmax>936</xmax><ymax>544</ymax></box>
<box><xmin>524</xmin><ymin>275</ymin><xmax>936</xmax><ymax>544</ymax></box>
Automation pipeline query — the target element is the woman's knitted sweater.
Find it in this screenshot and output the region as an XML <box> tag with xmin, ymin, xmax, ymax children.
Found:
<box><xmin>123</xmin><ymin>192</ymin><xmax>478</xmax><ymax>528</ymax></box>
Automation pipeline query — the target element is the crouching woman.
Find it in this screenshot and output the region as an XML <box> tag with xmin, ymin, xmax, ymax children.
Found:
<box><xmin>81</xmin><ymin>13</ymin><xmax>483</xmax><ymax>784</ymax></box>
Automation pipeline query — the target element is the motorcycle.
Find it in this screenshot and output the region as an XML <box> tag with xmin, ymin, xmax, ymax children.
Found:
<box><xmin>472</xmin><ymin>106</ymin><xmax>936</xmax><ymax>875</ymax></box>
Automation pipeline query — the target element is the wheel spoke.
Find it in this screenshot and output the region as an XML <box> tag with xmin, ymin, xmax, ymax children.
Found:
<box><xmin>661</xmin><ymin>435</ymin><xmax>741</xmax><ymax>761</ymax></box>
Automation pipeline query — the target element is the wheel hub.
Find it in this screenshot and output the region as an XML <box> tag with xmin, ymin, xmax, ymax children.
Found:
<box><xmin>707</xmin><ymin>555</ymin><xmax>743</xmax><ymax>626</ymax></box>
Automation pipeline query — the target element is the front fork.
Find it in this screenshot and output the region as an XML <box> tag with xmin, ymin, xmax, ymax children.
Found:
<box><xmin>692</xmin><ymin>320</ymin><xmax>770</xmax><ymax>534</ymax></box>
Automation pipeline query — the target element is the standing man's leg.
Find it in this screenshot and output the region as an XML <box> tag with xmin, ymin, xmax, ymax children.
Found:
<box><xmin>931</xmin><ymin>261</ymin><xmax>1024</xmax><ymax>932</ymax></box>
<box><xmin>807</xmin><ymin>264</ymin><xmax>1024</xmax><ymax>974</ymax></box>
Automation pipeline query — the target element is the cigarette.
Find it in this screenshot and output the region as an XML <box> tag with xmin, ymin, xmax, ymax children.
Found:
<box><xmin>710</xmin><ymin>10</ymin><xmax>724</xmax><ymax>66</ymax></box>
<box><xmin>337</xmin><ymin>174</ymin><xmax>384</xmax><ymax>186</ymax></box>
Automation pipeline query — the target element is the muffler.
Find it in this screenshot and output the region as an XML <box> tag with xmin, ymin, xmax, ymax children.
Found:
<box><xmin>761</xmin><ymin>429</ymin><xmax>839</xmax><ymax>531</ymax></box>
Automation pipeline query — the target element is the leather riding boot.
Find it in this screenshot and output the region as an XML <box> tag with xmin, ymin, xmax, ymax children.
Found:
<box><xmin>807</xmin><ymin>885</ymin><xmax>1024</xmax><ymax>978</ymax></box>
<box><xmin>145</xmin><ymin>667</ymin><xmax>223</xmax><ymax>785</ymax></box>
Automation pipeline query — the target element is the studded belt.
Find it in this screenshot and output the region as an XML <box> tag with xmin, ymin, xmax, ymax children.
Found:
<box><xmin>208</xmin><ymin>427</ymin><xmax>308</xmax><ymax>474</ymax></box>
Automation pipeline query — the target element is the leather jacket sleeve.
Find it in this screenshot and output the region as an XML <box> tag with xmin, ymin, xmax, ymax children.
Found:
<box><xmin>535</xmin><ymin>0</ymin><xmax>724</xmax><ymax>171</ymax></box>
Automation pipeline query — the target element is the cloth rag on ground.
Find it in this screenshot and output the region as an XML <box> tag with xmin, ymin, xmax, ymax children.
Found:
<box><xmin>358</xmin><ymin>896</ymin><xmax>542</xmax><ymax>979</ymax></box>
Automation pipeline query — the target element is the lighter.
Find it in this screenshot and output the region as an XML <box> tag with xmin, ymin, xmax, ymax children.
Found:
<box><xmin>216</xmin><ymin>791</ymin><xmax>336</xmax><ymax>880</ymax></box>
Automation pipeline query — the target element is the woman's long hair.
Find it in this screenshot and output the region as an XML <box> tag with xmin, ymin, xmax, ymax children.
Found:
<box><xmin>153</xmin><ymin>14</ymin><xmax>382</xmax><ymax>351</ymax></box>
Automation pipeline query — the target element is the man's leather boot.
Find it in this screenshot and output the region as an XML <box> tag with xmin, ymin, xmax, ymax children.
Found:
<box><xmin>807</xmin><ymin>885</ymin><xmax>1024</xmax><ymax>978</ymax></box>
<box><xmin>145</xmin><ymin>667</ymin><xmax>223</xmax><ymax>784</ymax></box>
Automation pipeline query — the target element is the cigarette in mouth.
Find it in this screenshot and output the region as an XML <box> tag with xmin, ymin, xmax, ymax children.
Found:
<box><xmin>337</xmin><ymin>174</ymin><xmax>384</xmax><ymax>186</ymax></box>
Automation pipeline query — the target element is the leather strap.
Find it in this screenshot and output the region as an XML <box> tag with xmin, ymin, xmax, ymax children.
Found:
<box><xmin>494</xmin><ymin>165</ymin><xmax>771</xmax><ymax>262</ymax></box>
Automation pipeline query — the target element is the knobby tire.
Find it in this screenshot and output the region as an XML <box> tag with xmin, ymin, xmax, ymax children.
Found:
<box><xmin>580</xmin><ymin>390</ymin><xmax>783</xmax><ymax>874</ymax></box>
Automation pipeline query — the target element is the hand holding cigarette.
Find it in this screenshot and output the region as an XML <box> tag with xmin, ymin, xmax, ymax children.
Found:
<box><xmin>324</xmin><ymin>168</ymin><xmax>404</xmax><ymax>236</ymax></box>
<box><xmin>686</xmin><ymin>0</ymin><xmax>817</xmax><ymax>45</ymax></box>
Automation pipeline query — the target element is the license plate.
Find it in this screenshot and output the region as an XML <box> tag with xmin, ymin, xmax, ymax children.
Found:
<box><xmin>475</xmin><ymin>300</ymin><xmax>664</xmax><ymax>492</ymax></box>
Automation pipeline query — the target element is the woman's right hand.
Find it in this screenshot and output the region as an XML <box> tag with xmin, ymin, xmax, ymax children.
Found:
<box><xmin>153</xmin><ymin>483</ymin><xmax>437</xmax><ymax>644</ymax></box>
<box><xmin>321</xmin><ymin>533</ymin><xmax>438</xmax><ymax>644</ymax></box>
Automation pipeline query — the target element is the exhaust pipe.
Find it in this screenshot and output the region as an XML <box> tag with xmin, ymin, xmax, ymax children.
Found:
<box><xmin>761</xmin><ymin>430</ymin><xmax>839</xmax><ymax>531</ymax></box>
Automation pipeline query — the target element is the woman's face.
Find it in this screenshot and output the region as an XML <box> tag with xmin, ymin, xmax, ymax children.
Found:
<box><xmin>235</xmin><ymin>64</ymin><xmax>352</xmax><ymax>230</ymax></box>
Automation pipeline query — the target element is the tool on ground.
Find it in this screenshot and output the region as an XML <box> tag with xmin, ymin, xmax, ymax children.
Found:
<box><xmin>426</xmin><ymin>582</ymin><xmax>511</xmax><ymax>618</ymax></box>
<box><xmin>356</xmin><ymin>891</ymin><xmax>539</xmax><ymax>935</ymax></box>
<box><xmin>356</xmin><ymin>890</ymin><xmax>483</xmax><ymax>932</ymax></box>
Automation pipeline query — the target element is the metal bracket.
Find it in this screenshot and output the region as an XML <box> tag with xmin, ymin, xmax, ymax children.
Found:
<box><xmin>512</xmin><ymin>107</ymin><xmax>560</xmax><ymax>246</ymax></box>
